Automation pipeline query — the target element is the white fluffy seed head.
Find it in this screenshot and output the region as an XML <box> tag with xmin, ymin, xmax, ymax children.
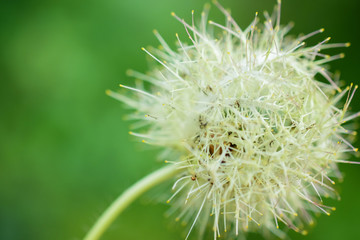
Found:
<box><xmin>109</xmin><ymin>1</ymin><xmax>358</xmax><ymax>239</ymax></box>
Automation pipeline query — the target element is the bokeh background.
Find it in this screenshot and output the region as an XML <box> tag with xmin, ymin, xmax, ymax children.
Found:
<box><xmin>1</xmin><ymin>0</ymin><xmax>360</xmax><ymax>239</ymax></box>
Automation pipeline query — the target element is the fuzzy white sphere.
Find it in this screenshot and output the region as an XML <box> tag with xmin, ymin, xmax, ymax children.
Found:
<box><xmin>108</xmin><ymin>1</ymin><xmax>358</xmax><ymax>239</ymax></box>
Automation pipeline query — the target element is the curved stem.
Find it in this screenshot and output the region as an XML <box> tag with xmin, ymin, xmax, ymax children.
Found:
<box><xmin>84</xmin><ymin>164</ymin><xmax>179</xmax><ymax>240</ymax></box>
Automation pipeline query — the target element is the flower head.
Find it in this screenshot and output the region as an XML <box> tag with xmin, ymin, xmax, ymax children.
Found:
<box><xmin>108</xmin><ymin>1</ymin><xmax>358</xmax><ymax>239</ymax></box>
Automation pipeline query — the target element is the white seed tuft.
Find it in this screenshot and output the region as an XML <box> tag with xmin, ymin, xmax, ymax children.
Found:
<box><xmin>111</xmin><ymin>2</ymin><xmax>358</xmax><ymax>239</ymax></box>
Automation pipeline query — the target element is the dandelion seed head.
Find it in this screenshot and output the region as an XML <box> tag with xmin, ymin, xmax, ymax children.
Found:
<box><xmin>110</xmin><ymin>1</ymin><xmax>358</xmax><ymax>239</ymax></box>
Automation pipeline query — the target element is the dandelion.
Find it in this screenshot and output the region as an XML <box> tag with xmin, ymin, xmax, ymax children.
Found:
<box><xmin>84</xmin><ymin>1</ymin><xmax>359</xmax><ymax>239</ymax></box>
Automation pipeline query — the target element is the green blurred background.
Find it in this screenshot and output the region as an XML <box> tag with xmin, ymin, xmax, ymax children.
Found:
<box><xmin>1</xmin><ymin>0</ymin><xmax>359</xmax><ymax>239</ymax></box>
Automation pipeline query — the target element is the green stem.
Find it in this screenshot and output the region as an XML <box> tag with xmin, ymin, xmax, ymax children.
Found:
<box><xmin>84</xmin><ymin>164</ymin><xmax>179</xmax><ymax>240</ymax></box>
